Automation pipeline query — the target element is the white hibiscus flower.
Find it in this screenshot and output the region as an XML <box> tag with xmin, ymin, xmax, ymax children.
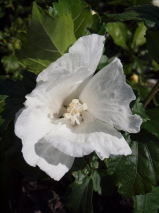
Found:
<box><xmin>15</xmin><ymin>34</ymin><xmax>142</xmax><ymax>181</ymax></box>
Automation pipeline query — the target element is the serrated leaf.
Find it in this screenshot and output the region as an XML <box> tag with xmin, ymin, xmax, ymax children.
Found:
<box><xmin>106</xmin><ymin>22</ymin><xmax>128</xmax><ymax>49</ymax></box>
<box><xmin>146</xmin><ymin>29</ymin><xmax>159</xmax><ymax>65</ymax></box>
<box><xmin>142</xmin><ymin>107</ymin><xmax>159</xmax><ymax>139</ymax></box>
<box><xmin>92</xmin><ymin>169</ymin><xmax>114</xmax><ymax>196</ymax></box>
<box><xmin>106</xmin><ymin>131</ymin><xmax>159</xmax><ymax>197</ymax></box>
<box><xmin>65</xmin><ymin>178</ymin><xmax>93</xmax><ymax>213</ymax></box>
<box><xmin>133</xmin><ymin>187</ymin><xmax>159</xmax><ymax>213</ymax></box>
<box><xmin>0</xmin><ymin>71</ymin><xmax>36</xmax><ymax>131</ymax></box>
<box><xmin>16</xmin><ymin>3</ymin><xmax>76</xmax><ymax>74</ymax></box>
<box><xmin>132</xmin><ymin>22</ymin><xmax>146</xmax><ymax>48</ymax></box>
<box><xmin>50</xmin><ymin>0</ymin><xmax>100</xmax><ymax>39</ymax></box>
<box><xmin>132</xmin><ymin>98</ymin><xmax>149</xmax><ymax>122</ymax></box>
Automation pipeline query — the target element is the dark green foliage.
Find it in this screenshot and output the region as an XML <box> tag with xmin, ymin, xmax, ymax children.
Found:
<box><xmin>16</xmin><ymin>1</ymin><xmax>100</xmax><ymax>75</ymax></box>
<box><xmin>131</xmin><ymin>4</ymin><xmax>159</xmax><ymax>30</ymax></box>
<box><xmin>65</xmin><ymin>178</ymin><xmax>93</xmax><ymax>213</ymax></box>
<box><xmin>0</xmin><ymin>71</ymin><xmax>36</xmax><ymax>131</ymax></box>
<box><xmin>52</xmin><ymin>0</ymin><xmax>100</xmax><ymax>38</ymax></box>
<box><xmin>132</xmin><ymin>98</ymin><xmax>149</xmax><ymax>122</ymax></box>
<box><xmin>106</xmin><ymin>131</ymin><xmax>159</xmax><ymax>197</ymax></box>
<box><xmin>16</xmin><ymin>3</ymin><xmax>76</xmax><ymax>74</ymax></box>
<box><xmin>146</xmin><ymin>29</ymin><xmax>159</xmax><ymax>65</ymax></box>
<box><xmin>142</xmin><ymin>107</ymin><xmax>159</xmax><ymax>139</ymax></box>
<box><xmin>133</xmin><ymin>187</ymin><xmax>159</xmax><ymax>213</ymax></box>
<box><xmin>92</xmin><ymin>169</ymin><xmax>114</xmax><ymax>196</ymax></box>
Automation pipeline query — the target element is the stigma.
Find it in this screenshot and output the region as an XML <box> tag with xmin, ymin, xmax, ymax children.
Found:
<box><xmin>63</xmin><ymin>99</ymin><xmax>88</xmax><ymax>125</ymax></box>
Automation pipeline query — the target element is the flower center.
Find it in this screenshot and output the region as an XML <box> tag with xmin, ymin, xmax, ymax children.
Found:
<box><xmin>63</xmin><ymin>99</ymin><xmax>88</xmax><ymax>125</ymax></box>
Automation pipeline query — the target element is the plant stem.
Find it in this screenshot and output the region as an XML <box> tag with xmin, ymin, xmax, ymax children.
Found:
<box><xmin>144</xmin><ymin>79</ymin><xmax>159</xmax><ymax>108</ymax></box>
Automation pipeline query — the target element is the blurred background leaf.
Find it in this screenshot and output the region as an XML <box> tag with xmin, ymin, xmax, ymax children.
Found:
<box><xmin>106</xmin><ymin>22</ymin><xmax>128</xmax><ymax>49</ymax></box>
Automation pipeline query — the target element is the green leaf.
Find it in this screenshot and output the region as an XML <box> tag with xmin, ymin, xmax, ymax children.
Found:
<box><xmin>132</xmin><ymin>22</ymin><xmax>146</xmax><ymax>48</ymax></box>
<box><xmin>16</xmin><ymin>3</ymin><xmax>76</xmax><ymax>74</ymax></box>
<box><xmin>106</xmin><ymin>22</ymin><xmax>128</xmax><ymax>49</ymax></box>
<box><xmin>102</xmin><ymin>10</ymin><xmax>140</xmax><ymax>23</ymax></box>
<box><xmin>133</xmin><ymin>187</ymin><xmax>159</xmax><ymax>213</ymax></box>
<box><xmin>142</xmin><ymin>107</ymin><xmax>159</xmax><ymax>139</ymax></box>
<box><xmin>65</xmin><ymin>178</ymin><xmax>93</xmax><ymax>213</ymax></box>
<box><xmin>132</xmin><ymin>83</ymin><xmax>151</xmax><ymax>100</ymax></box>
<box><xmin>97</xmin><ymin>55</ymin><xmax>108</xmax><ymax>70</ymax></box>
<box><xmin>103</xmin><ymin>4</ymin><xmax>159</xmax><ymax>31</ymax></box>
<box><xmin>1</xmin><ymin>54</ymin><xmax>20</xmax><ymax>73</ymax></box>
<box><xmin>72</xmin><ymin>166</ymin><xmax>91</xmax><ymax>185</ymax></box>
<box><xmin>71</xmin><ymin>154</ymin><xmax>93</xmax><ymax>173</ymax></box>
<box><xmin>106</xmin><ymin>131</ymin><xmax>159</xmax><ymax>197</ymax></box>
<box><xmin>0</xmin><ymin>71</ymin><xmax>36</xmax><ymax>131</ymax></box>
<box><xmin>131</xmin><ymin>4</ymin><xmax>159</xmax><ymax>30</ymax></box>
<box><xmin>50</xmin><ymin>0</ymin><xmax>100</xmax><ymax>39</ymax></box>
<box><xmin>92</xmin><ymin>169</ymin><xmax>114</xmax><ymax>196</ymax></box>
<box><xmin>132</xmin><ymin>98</ymin><xmax>149</xmax><ymax>122</ymax></box>
<box><xmin>146</xmin><ymin>29</ymin><xmax>159</xmax><ymax>65</ymax></box>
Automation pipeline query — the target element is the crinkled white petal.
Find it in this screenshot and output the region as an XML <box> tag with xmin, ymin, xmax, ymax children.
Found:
<box><xmin>37</xmin><ymin>34</ymin><xmax>105</xmax><ymax>83</ymax></box>
<box><xmin>44</xmin><ymin>119</ymin><xmax>131</xmax><ymax>158</ymax></box>
<box><xmin>15</xmin><ymin>107</ymin><xmax>74</xmax><ymax>180</ymax></box>
<box><xmin>14</xmin><ymin>106</ymin><xmax>54</xmax><ymax>166</ymax></box>
<box><xmin>90</xmin><ymin>121</ymin><xmax>132</xmax><ymax>160</ymax></box>
<box><xmin>35</xmin><ymin>138</ymin><xmax>74</xmax><ymax>180</ymax></box>
<box><xmin>24</xmin><ymin>35</ymin><xmax>105</xmax><ymax>117</ymax></box>
<box><xmin>24</xmin><ymin>70</ymin><xmax>91</xmax><ymax>118</ymax></box>
<box><xmin>80</xmin><ymin>58</ymin><xmax>142</xmax><ymax>133</ymax></box>
<box><xmin>21</xmin><ymin>138</ymin><xmax>74</xmax><ymax>181</ymax></box>
<box><xmin>44</xmin><ymin>122</ymin><xmax>94</xmax><ymax>157</ymax></box>
<box><xmin>15</xmin><ymin>107</ymin><xmax>53</xmax><ymax>143</ymax></box>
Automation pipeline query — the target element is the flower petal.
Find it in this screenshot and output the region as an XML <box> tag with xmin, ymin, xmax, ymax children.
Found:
<box><xmin>44</xmin><ymin>119</ymin><xmax>131</xmax><ymax>158</ymax></box>
<box><xmin>15</xmin><ymin>107</ymin><xmax>53</xmax><ymax>143</ymax></box>
<box><xmin>35</xmin><ymin>139</ymin><xmax>74</xmax><ymax>180</ymax></box>
<box><xmin>80</xmin><ymin>58</ymin><xmax>142</xmax><ymax>133</ymax></box>
<box><xmin>25</xmin><ymin>35</ymin><xmax>105</xmax><ymax>115</ymax></box>
<box><xmin>90</xmin><ymin>121</ymin><xmax>132</xmax><ymax>160</ymax></box>
<box><xmin>23</xmin><ymin>69</ymin><xmax>87</xmax><ymax>117</ymax></box>
<box><xmin>44</xmin><ymin>122</ymin><xmax>94</xmax><ymax>157</ymax></box>
<box><xmin>21</xmin><ymin>138</ymin><xmax>74</xmax><ymax>181</ymax></box>
<box><xmin>37</xmin><ymin>34</ymin><xmax>105</xmax><ymax>83</ymax></box>
<box><xmin>15</xmin><ymin>107</ymin><xmax>74</xmax><ymax>180</ymax></box>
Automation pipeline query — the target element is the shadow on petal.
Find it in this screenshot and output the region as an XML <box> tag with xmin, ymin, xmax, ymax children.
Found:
<box><xmin>35</xmin><ymin>138</ymin><xmax>74</xmax><ymax>167</ymax></box>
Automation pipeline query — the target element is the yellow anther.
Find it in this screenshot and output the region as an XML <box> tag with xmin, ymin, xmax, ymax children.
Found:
<box><xmin>69</xmin><ymin>103</ymin><xmax>74</xmax><ymax>107</ymax></box>
<box><xmin>74</xmin><ymin>109</ymin><xmax>79</xmax><ymax>114</ymax></box>
<box><xmin>67</xmin><ymin>107</ymin><xmax>71</xmax><ymax>112</ymax></box>
<box><xmin>72</xmin><ymin>99</ymin><xmax>79</xmax><ymax>104</ymax></box>
<box><xmin>64</xmin><ymin>113</ymin><xmax>71</xmax><ymax>119</ymax></box>
<box><xmin>63</xmin><ymin>99</ymin><xmax>88</xmax><ymax>125</ymax></box>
